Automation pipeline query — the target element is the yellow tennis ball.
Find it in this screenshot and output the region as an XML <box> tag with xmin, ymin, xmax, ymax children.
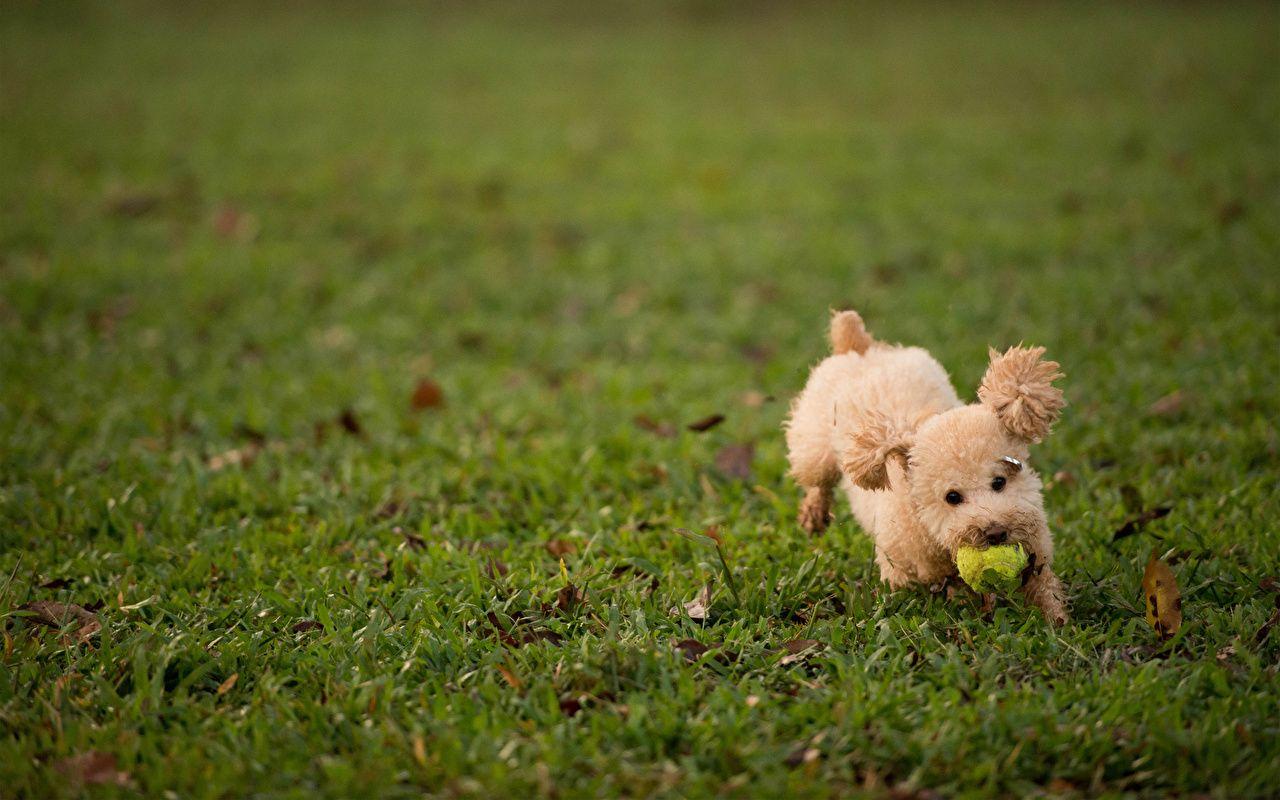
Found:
<box><xmin>955</xmin><ymin>543</ymin><xmax>1028</xmax><ymax>593</ymax></box>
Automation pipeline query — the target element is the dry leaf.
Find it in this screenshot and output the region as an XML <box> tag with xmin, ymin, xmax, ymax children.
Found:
<box><xmin>778</xmin><ymin>639</ymin><xmax>822</xmax><ymax>666</ymax></box>
<box><xmin>715</xmin><ymin>442</ymin><xmax>754</xmax><ymax>480</ymax></box>
<box><xmin>54</xmin><ymin>751</ymin><xmax>132</xmax><ymax>787</ymax></box>
<box><xmin>496</xmin><ymin>663</ymin><xmax>523</xmax><ymax>689</ymax></box>
<box><xmin>217</xmin><ymin>673</ymin><xmax>238</xmax><ymax>695</ymax></box>
<box><xmin>1256</xmin><ymin>609</ymin><xmax>1280</xmax><ymax>644</ymax></box>
<box><xmin>21</xmin><ymin>601</ymin><xmax>101</xmax><ymax>644</ymax></box>
<box><xmin>555</xmin><ymin>584</ymin><xmax>585</xmax><ymax>613</ymax></box>
<box><xmin>673</xmin><ymin>638</ymin><xmax>713</xmax><ymax>662</ymax></box>
<box><xmin>412</xmin><ymin>734</ymin><xmax>428</xmax><ymax>767</ymax></box>
<box><xmin>105</xmin><ymin>190</ymin><xmax>162</xmax><ymax>218</ymax></box>
<box><xmin>740</xmin><ymin>390</ymin><xmax>770</xmax><ymax>408</ymax></box>
<box><xmin>558</xmin><ymin>696</ymin><xmax>583</xmax><ymax>716</ymax></box>
<box><xmin>1114</xmin><ymin>507</ymin><xmax>1172</xmax><ymax>541</ymax></box>
<box><xmin>213</xmin><ymin>204</ymin><xmax>258</xmax><ymax>241</ymax></box>
<box><xmin>633</xmin><ymin>414</ymin><xmax>676</xmax><ymax>438</ymax></box>
<box><xmin>1142</xmin><ymin>550</ymin><xmax>1182</xmax><ymax>640</ymax></box>
<box><xmin>410</xmin><ymin>379</ymin><xmax>445</xmax><ymax>411</ymax></box>
<box><xmin>545</xmin><ymin>540</ymin><xmax>577</xmax><ymax>558</ymax></box>
<box><xmin>291</xmin><ymin>620</ymin><xmax>323</xmax><ymax>633</ymax></box>
<box><xmin>676</xmin><ymin>585</ymin><xmax>711</xmax><ymax>621</ymax></box>
<box><xmin>1147</xmin><ymin>389</ymin><xmax>1187</xmax><ymax>418</ymax></box>
<box><xmin>686</xmin><ymin>413</ymin><xmax>726</xmax><ymax>432</ymax></box>
<box><xmin>338</xmin><ymin>408</ymin><xmax>364</xmax><ymax>436</ymax></box>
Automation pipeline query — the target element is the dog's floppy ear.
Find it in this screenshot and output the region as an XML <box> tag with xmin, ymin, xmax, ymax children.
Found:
<box><xmin>978</xmin><ymin>345</ymin><xmax>1065</xmax><ymax>443</ymax></box>
<box><xmin>841</xmin><ymin>411</ymin><xmax>914</xmax><ymax>491</ymax></box>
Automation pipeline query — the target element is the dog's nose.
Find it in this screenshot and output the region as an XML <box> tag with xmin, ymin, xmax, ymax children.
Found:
<box><xmin>984</xmin><ymin>526</ymin><xmax>1009</xmax><ymax>545</ymax></box>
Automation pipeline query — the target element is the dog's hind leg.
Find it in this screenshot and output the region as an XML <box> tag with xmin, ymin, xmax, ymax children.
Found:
<box><xmin>785</xmin><ymin>401</ymin><xmax>840</xmax><ymax>533</ymax></box>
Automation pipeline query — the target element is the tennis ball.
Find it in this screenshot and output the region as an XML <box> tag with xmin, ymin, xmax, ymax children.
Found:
<box><xmin>955</xmin><ymin>543</ymin><xmax>1028</xmax><ymax>593</ymax></box>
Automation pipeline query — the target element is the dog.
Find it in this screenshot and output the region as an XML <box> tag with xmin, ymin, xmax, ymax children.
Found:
<box><xmin>784</xmin><ymin>310</ymin><xmax>1068</xmax><ymax>624</ymax></box>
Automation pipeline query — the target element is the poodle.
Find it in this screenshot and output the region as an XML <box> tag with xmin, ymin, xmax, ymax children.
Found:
<box><xmin>784</xmin><ymin>310</ymin><xmax>1068</xmax><ymax>624</ymax></box>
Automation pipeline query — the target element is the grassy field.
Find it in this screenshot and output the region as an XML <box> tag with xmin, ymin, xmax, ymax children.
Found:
<box><xmin>2</xmin><ymin>1</ymin><xmax>1279</xmax><ymax>797</ymax></box>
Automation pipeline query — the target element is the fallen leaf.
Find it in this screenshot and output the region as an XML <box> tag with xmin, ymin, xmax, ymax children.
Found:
<box><xmin>633</xmin><ymin>414</ymin><xmax>676</xmax><ymax>438</ymax></box>
<box><xmin>675</xmin><ymin>585</ymin><xmax>711</xmax><ymax>621</ymax></box>
<box><xmin>1259</xmin><ymin>577</ymin><xmax>1279</xmax><ymax>594</ymax></box>
<box><xmin>673</xmin><ymin>638</ymin><xmax>713</xmax><ymax>661</ymax></box>
<box><xmin>485</xmin><ymin>559</ymin><xmax>508</xmax><ymax>579</ymax></box>
<box><xmin>555</xmin><ymin>583</ymin><xmax>585</xmax><ymax>613</ymax></box>
<box><xmin>1051</xmin><ymin>470</ymin><xmax>1076</xmax><ymax>488</ymax></box>
<box><xmin>1147</xmin><ymin>390</ymin><xmax>1187</xmax><ymax>418</ymax></box>
<box><xmin>212</xmin><ymin>204</ymin><xmax>258</xmax><ymax>241</ymax></box>
<box><xmin>1142</xmin><ymin>550</ymin><xmax>1182</xmax><ymax>640</ymax></box>
<box><xmin>1217</xmin><ymin>198</ymin><xmax>1246</xmax><ymax>226</ymax></box>
<box><xmin>338</xmin><ymin>408</ymin><xmax>364</xmax><ymax>436</ymax></box>
<box><xmin>778</xmin><ymin>639</ymin><xmax>822</xmax><ymax>666</ymax></box>
<box><xmin>207</xmin><ymin>445</ymin><xmax>259</xmax><ymax>471</ymax></box>
<box><xmin>20</xmin><ymin>601</ymin><xmax>101</xmax><ymax>644</ymax></box>
<box><xmin>39</xmin><ymin>577</ymin><xmax>73</xmax><ymax>590</ymax></box>
<box><xmin>291</xmin><ymin>620</ymin><xmax>323</xmax><ymax>633</ymax></box>
<box><xmin>410</xmin><ymin>379</ymin><xmax>445</xmax><ymax>411</ymax></box>
<box><xmin>217</xmin><ymin>673</ymin><xmax>238</xmax><ymax>695</ymax></box>
<box><xmin>784</xmin><ymin>744</ymin><xmax>821</xmax><ymax>768</ymax></box>
<box><xmin>1255</xmin><ymin>609</ymin><xmax>1280</xmax><ymax>644</ymax></box>
<box><xmin>1114</xmin><ymin>507</ymin><xmax>1172</xmax><ymax>541</ymax></box>
<box><xmin>402</xmin><ymin>529</ymin><xmax>428</xmax><ymax>550</ymax></box>
<box><xmin>740</xmin><ymin>390</ymin><xmax>771</xmax><ymax>408</ymax></box>
<box><xmin>545</xmin><ymin>540</ymin><xmax>577</xmax><ymax>558</ymax></box>
<box><xmin>687</xmin><ymin>413</ymin><xmax>725</xmax><ymax>432</ymax></box>
<box><xmin>105</xmin><ymin>190</ymin><xmax>162</xmax><ymax>218</ymax></box>
<box><xmin>54</xmin><ymin>751</ymin><xmax>132</xmax><ymax>787</ymax></box>
<box><xmin>496</xmin><ymin>663</ymin><xmax>523</xmax><ymax>689</ymax></box>
<box><xmin>559</xmin><ymin>696</ymin><xmax>584</xmax><ymax>716</ymax></box>
<box><xmin>715</xmin><ymin>443</ymin><xmax>754</xmax><ymax>480</ymax></box>
<box><xmin>412</xmin><ymin>735</ymin><xmax>428</xmax><ymax>767</ymax></box>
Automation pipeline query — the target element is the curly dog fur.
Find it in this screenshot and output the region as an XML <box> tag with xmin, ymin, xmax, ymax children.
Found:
<box><xmin>785</xmin><ymin>310</ymin><xmax>1068</xmax><ymax>624</ymax></box>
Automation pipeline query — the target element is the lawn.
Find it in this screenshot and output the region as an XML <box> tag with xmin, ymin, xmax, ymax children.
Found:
<box><xmin>2</xmin><ymin>1</ymin><xmax>1279</xmax><ymax>797</ymax></box>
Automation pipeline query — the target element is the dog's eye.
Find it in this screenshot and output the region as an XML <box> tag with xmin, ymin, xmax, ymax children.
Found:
<box><xmin>945</xmin><ymin>490</ymin><xmax>964</xmax><ymax>506</ymax></box>
<box><xmin>991</xmin><ymin>476</ymin><xmax>1006</xmax><ymax>492</ymax></box>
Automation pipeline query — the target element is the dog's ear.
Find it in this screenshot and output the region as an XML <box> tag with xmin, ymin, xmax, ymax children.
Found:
<box><xmin>978</xmin><ymin>345</ymin><xmax>1065</xmax><ymax>443</ymax></box>
<box><xmin>841</xmin><ymin>411</ymin><xmax>914</xmax><ymax>491</ymax></box>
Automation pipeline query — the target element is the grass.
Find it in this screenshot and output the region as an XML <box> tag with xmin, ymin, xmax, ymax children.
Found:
<box><xmin>2</xmin><ymin>1</ymin><xmax>1279</xmax><ymax>797</ymax></box>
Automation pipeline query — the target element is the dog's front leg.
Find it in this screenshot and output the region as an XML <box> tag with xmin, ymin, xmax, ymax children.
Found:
<box><xmin>1021</xmin><ymin>565</ymin><xmax>1068</xmax><ymax>626</ymax></box>
<box><xmin>798</xmin><ymin>485</ymin><xmax>833</xmax><ymax>534</ymax></box>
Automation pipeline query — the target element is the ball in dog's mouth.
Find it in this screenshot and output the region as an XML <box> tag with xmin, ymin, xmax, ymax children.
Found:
<box><xmin>955</xmin><ymin>543</ymin><xmax>1028</xmax><ymax>593</ymax></box>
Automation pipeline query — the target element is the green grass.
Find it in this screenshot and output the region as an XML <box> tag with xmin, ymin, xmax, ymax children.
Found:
<box><xmin>2</xmin><ymin>1</ymin><xmax>1279</xmax><ymax>797</ymax></box>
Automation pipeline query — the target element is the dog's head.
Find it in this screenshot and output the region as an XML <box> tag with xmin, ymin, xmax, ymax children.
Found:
<box><xmin>841</xmin><ymin>346</ymin><xmax>1064</xmax><ymax>558</ymax></box>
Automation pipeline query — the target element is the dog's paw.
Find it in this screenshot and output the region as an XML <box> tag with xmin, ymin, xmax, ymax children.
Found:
<box><xmin>798</xmin><ymin>489</ymin><xmax>831</xmax><ymax>534</ymax></box>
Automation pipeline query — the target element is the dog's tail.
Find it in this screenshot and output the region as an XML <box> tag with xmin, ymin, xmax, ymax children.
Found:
<box><xmin>829</xmin><ymin>309</ymin><xmax>873</xmax><ymax>355</ymax></box>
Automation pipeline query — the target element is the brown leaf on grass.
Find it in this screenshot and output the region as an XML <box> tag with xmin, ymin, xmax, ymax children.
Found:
<box><xmin>778</xmin><ymin>639</ymin><xmax>822</xmax><ymax>666</ymax></box>
<box><xmin>54</xmin><ymin>751</ymin><xmax>133</xmax><ymax>787</ymax></box>
<box><xmin>484</xmin><ymin>559</ymin><xmax>508</xmax><ymax>579</ymax></box>
<box><xmin>39</xmin><ymin>577</ymin><xmax>73</xmax><ymax>590</ymax></box>
<box><xmin>686</xmin><ymin>413</ymin><xmax>725</xmax><ymax>432</ymax></box>
<box><xmin>555</xmin><ymin>584</ymin><xmax>585</xmax><ymax>613</ymax></box>
<box><xmin>105</xmin><ymin>190</ymin><xmax>162</xmax><ymax>218</ymax></box>
<box><xmin>21</xmin><ymin>601</ymin><xmax>101</xmax><ymax>644</ymax></box>
<box><xmin>1113</xmin><ymin>507</ymin><xmax>1172</xmax><ymax>541</ymax></box>
<box><xmin>558</xmin><ymin>696</ymin><xmax>583</xmax><ymax>716</ymax></box>
<box><xmin>715</xmin><ymin>442</ymin><xmax>754</xmax><ymax>480</ymax></box>
<box><xmin>338</xmin><ymin>408</ymin><xmax>364</xmax><ymax>436</ymax></box>
<box><xmin>212</xmin><ymin>204</ymin><xmax>258</xmax><ymax>241</ymax></box>
<box><xmin>401</xmin><ymin>528</ymin><xmax>428</xmax><ymax>550</ymax></box>
<box><xmin>291</xmin><ymin>620</ymin><xmax>323</xmax><ymax>633</ymax></box>
<box><xmin>207</xmin><ymin>445</ymin><xmax>259</xmax><ymax>472</ymax></box>
<box><xmin>1147</xmin><ymin>389</ymin><xmax>1188</xmax><ymax>418</ymax></box>
<box><xmin>784</xmin><ymin>743</ymin><xmax>822</xmax><ymax>768</ymax></box>
<box><xmin>633</xmin><ymin>414</ymin><xmax>676</xmax><ymax>438</ymax></box>
<box><xmin>1217</xmin><ymin>198</ymin><xmax>1246</xmax><ymax>226</ymax></box>
<box><xmin>545</xmin><ymin>540</ymin><xmax>577</xmax><ymax>558</ymax></box>
<box><xmin>496</xmin><ymin>663</ymin><xmax>523</xmax><ymax>689</ymax></box>
<box><xmin>1255</xmin><ymin>609</ymin><xmax>1280</xmax><ymax>644</ymax></box>
<box><xmin>217</xmin><ymin>673</ymin><xmax>238</xmax><ymax>695</ymax></box>
<box><xmin>673</xmin><ymin>638</ymin><xmax>715</xmax><ymax>662</ymax></box>
<box><xmin>674</xmin><ymin>585</ymin><xmax>711</xmax><ymax>621</ymax></box>
<box><xmin>1259</xmin><ymin>577</ymin><xmax>1280</xmax><ymax>595</ymax></box>
<box><xmin>740</xmin><ymin>390</ymin><xmax>772</xmax><ymax>408</ymax></box>
<box><xmin>1143</xmin><ymin>550</ymin><xmax>1182</xmax><ymax>640</ymax></box>
<box><xmin>410</xmin><ymin>379</ymin><xmax>445</xmax><ymax>411</ymax></box>
<box><xmin>1119</xmin><ymin>485</ymin><xmax>1143</xmax><ymax>514</ymax></box>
